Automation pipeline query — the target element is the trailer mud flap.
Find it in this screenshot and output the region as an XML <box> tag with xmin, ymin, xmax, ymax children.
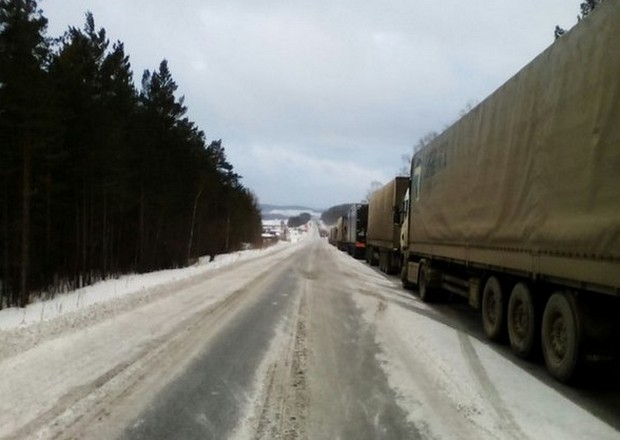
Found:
<box><xmin>407</xmin><ymin>261</ymin><xmax>419</xmax><ymax>284</ymax></box>
<box><xmin>468</xmin><ymin>277</ymin><xmax>482</xmax><ymax>309</ymax></box>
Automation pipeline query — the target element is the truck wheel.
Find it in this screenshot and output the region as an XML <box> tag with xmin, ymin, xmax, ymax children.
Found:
<box><xmin>385</xmin><ymin>252</ymin><xmax>395</xmax><ymax>275</ymax></box>
<box><xmin>508</xmin><ymin>282</ymin><xmax>536</xmax><ymax>358</ymax></box>
<box><xmin>366</xmin><ymin>247</ymin><xmax>377</xmax><ymax>265</ymax></box>
<box><xmin>481</xmin><ymin>276</ymin><xmax>506</xmax><ymax>342</ymax></box>
<box><xmin>419</xmin><ymin>261</ymin><xmax>439</xmax><ymax>302</ymax></box>
<box><xmin>542</xmin><ymin>292</ymin><xmax>581</xmax><ymax>382</ymax></box>
<box><xmin>401</xmin><ymin>261</ymin><xmax>413</xmax><ymax>289</ymax></box>
<box><xmin>392</xmin><ymin>252</ymin><xmax>402</xmax><ymax>276</ymax></box>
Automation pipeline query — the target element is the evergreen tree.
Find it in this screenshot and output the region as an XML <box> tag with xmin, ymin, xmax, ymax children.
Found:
<box><xmin>0</xmin><ymin>7</ymin><xmax>263</xmax><ymax>306</ymax></box>
<box><xmin>49</xmin><ymin>12</ymin><xmax>137</xmax><ymax>286</ymax></box>
<box><xmin>0</xmin><ymin>0</ymin><xmax>52</xmax><ymax>306</ymax></box>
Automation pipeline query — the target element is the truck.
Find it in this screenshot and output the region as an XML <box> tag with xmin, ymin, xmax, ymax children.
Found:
<box><xmin>345</xmin><ymin>204</ymin><xmax>368</xmax><ymax>259</ymax></box>
<box><xmin>399</xmin><ymin>2</ymin><xmax>620</xmax><ymax>382</ymax></box>
<box><xmin>336</xmin><ymin>216</ymin><xmax>347</xmax><ymax>251</ymax></box>
<box><xmin>366</xmin><ymin>177</ymin><xmax>409</xmax><ymax>274</ymax></box>
<box><xmin>328</xmin><ymin>225</ymin><xmax>339</xmax><ymax>246</ymax></box>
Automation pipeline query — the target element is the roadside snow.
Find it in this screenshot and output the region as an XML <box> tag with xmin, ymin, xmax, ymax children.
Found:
<box><xmin>0</xmin><ymin>240</ymin><xmax>302</xmax><ymax>333</ymax></box>
<box><xmin>337</xmin><ymin>251</ymin><xmax>619</xmax><ymax>440</ymax></box>
<box><xmin>0</xmin><ymin>237</ymin><xmax>308</xmax><ymax>439</ymax></box>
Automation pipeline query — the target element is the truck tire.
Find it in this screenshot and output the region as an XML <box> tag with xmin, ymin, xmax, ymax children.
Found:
<box><xmin>391</xmin><ymin>252</ymin><xmax>401</xmax><ymax>276</ymax></box>
<box><xmin>508</xmin><ymin>282</ymin><xmax>536</xmax><ymax>358</ymax></box>
<box><xmin>481</xmin><ymin>276</ymin><xmax>506</xmax><ymax>342</ymax></box>
<box><xmin>370</xmin><ymin>248</ymin><xmax>378</xmax><ymax>266</ymax></box>
<box><xmin>542</xmin><ymin>292</ymin><xmax>581</xmax><ymax>382</ymax></box>
<box><xmin>379</xmin><ymin>250</ymin><xmax>393</xmax><ymax>273</ymax></box>
<box><xmin>401</xmin><ymin>261</ymin><xmax>413</xmax><ymax>289</ymax></box>
<box><xmin>419</xmin><ymin>261</ymin><xmax>439</xmax><ymax>302</ymax></box>
<box><xmin>385</xmin><ymin>252</ymin><xmax>395</xmax><ymax>275</ymax></box>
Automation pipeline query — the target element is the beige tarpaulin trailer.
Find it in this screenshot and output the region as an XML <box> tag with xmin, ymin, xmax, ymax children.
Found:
<box><xmin>408</xmin><ymin>1</ymin><xmax>620</xmax><ymax>295</ymax></box>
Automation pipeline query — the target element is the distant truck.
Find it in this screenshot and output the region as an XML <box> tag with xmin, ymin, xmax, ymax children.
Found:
<box><xmin>336</xmin><ymin>216</ymin><xmax>347</xmax><ymax>251</ymax></box>
<box><xmin>399</xmin><ymin>2</ymin><xmax>620</xmax><ymax>382</ymax></box>
<box><xmin>366</xmin><ymin>177</ymin><xmax>409</xmax><ymax>274</ymax></box>
<box><xmin>328</xmin><ymin>225</ymin><xmax>339</xmax><ymax>246</ymax></box>
<box><xmin>345</xmin><ymin>204</ymin><xmax>368</xmax><ymax>259</ymax></box>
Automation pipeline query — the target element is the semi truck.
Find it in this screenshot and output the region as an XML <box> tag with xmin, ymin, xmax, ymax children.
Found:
<box><xmin>336</xmin><ymin>216</ymin><xmax>347</xmax><ymax>251</ymax></box>
<box><xmin>399</xmin><ymin>2</ymin><xmax>620</xmax><ymax>382</ymax></box>
<box><xmin>366</xmin><ymin>177</ymin><xmax>410</xmax><ymax>274</ymax></box>
<box><xmin>328</xmin><ymin>225</ymin><xmax>339</xmax><ymax>246</ymax></box>
<box><xmin>345</xmin><ymin>204</ymin><xmax>369</xmax><ymax>259</ymax></box>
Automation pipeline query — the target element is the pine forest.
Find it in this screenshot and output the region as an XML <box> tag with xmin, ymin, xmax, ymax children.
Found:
<box><xmin>0</xmin><ymin>1</ymin><xmax>263</xmax><ymax>308</ymax></box>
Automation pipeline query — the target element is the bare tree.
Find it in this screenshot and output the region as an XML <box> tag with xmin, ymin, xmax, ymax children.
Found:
<box><xmin>579</xmin><ymin>0</ymin><xmax>603</xmax><ymax>19</ymax></box>
<box><xmin>364</xmin><ymin>180</ymin><xmax>384</xmax><ymax>202</ymax></box>
<box><xmin>458</xmin><ymin>100</ymin><xmax>478</xmax><ymax>118</ymax></box>
<box><xmin>556</xmin><ymin>0</ymin><xmax>605</xmax><ymax>40</ymax></box>
<box><xmin>399</xmin><ymin>154</ymin><xmax>411</xmax><ymax>177</ymax></box>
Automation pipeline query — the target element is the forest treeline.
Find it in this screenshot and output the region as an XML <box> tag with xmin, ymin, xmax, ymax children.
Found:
<box><xmin>0</xmin><ymin>1</ymin><xmax>262</xmax><ymax>308</ymax></box>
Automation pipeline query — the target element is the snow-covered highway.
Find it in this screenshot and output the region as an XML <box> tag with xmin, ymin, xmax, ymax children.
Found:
<box><xmin>0</xmin><ymin>230</ymin><xmax>618</xmax><ymax>439</ymax></box>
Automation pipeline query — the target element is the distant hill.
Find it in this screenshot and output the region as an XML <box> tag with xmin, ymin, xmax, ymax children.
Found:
<box><xmin>260</xmin><ymin>204</ymin><xmax>323</xmax><ymax>221</ymax></box>
<box><xmin>288</xmin><ymin>212</ymin><xmax>312</xmax><ymax>228</ymax></box>
<box><xmin>320</xmin><ymin>204</ymin><xmax>354</xmax><ymax>226</ymax></box>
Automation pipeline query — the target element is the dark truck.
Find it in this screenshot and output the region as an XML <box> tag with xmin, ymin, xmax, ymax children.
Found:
<box><xmin>399</xmin><ymin>2</ymin><xmax>620</xmax><ymax>382</ymax></box>
<box><xmin>345</xmin><ymin>203</ymin><xmax>368</xmax><ymax>259</ymax></box>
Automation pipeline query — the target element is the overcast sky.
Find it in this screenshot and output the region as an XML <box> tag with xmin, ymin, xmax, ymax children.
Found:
<box><xmin>42</xmin><ymin>0</ymin><xmax>579</xmax><ymax>209</ymax></box>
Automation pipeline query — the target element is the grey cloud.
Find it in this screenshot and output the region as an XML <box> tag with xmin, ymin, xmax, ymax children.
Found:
<box><xmin>43</xmin><ymin>0</ymin><xmax>578</xmax><ymax>207</ymax></box>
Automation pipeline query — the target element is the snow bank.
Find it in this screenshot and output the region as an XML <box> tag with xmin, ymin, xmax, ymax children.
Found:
<box><xmin>0</xmin><ymin>240</ymin><xmax>301</xmax><ymax>332</ymax></box>
<box><xmin>337</xmin><ymin>251</ymin><xmax>619</xmax><ymax>440</ymax></box>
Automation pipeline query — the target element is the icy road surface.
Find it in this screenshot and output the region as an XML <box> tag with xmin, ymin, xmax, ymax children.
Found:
<box><xmin>0</xmin><ymin>232</ymin><xmax>619</xmax><ymax>439</ymax></box>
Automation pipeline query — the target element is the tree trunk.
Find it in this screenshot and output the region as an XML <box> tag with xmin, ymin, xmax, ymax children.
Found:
<box><xmin>75</xmin><ymin>201</ymin><xmax>80</xmax><ymax>288</ymax></box>
<box><xmin>225</xmin><ymin>203</ymin><xmax>231</xmax><ymax>252</ymax></box>
<box><xmin>139</xmin><ymin>181</ymin><xmax>145</xmax><ymax>270</ymax></box>
<box><xmin>45</xmin><ymin>173</ymin><xmax>51</xmax><ymax>280</ymax></box>
<box><xmin>82</xmin><ymin>183</ymin><xmax>87</xmax><ymax>286</ymax></box>
<box><xmin>1</xmin><ymin>174</ymin><xmax>9</xmax><ymax>309</ymax></box>
<box><xmin>102</xmin><ymin>189</ymin><xmax>108</xmax><ymax>277</ymax></box>
<box><xmin>187</xmin><ymin>188</ymin><xmax>203</xmax><ymax>264</ymax></box>
<box><xmin>20</xmin><ymin>139</ymin><xmax>31</xmax><ymax>308</ymax></box>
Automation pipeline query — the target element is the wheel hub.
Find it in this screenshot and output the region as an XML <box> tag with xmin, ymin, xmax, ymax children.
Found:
<box><xmin>550</xmin><ymin>315</ymin><xmax>567</xmax><ymax>358</ymax></box>
<box><xmin>513</xmin><ymin>302</ymin><xmax>527</xmax><ymax>338</ymax></box>
<box><xmin>487</xmin><ymin>294</ymin><xmax>497</xmax><ymax>324</ymax></box>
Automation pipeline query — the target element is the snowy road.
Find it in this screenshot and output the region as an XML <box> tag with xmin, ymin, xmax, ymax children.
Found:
<box><xmin>0</xmin><ymin>232</ymin><xmax>619</xmax><ymax>439</ymax></box>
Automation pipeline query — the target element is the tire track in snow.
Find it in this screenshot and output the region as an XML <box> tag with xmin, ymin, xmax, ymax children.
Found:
<box><xmin>457</xmin><ymin>332</ymin><xmax>527</xmax><ymax>440</ymax></box>
<box><xmin>231</xmin><ymin>243</ymin><xmax>315</xmax><ymax>440</ymax></box>
<box><xmin>253</xmin><ymin>288</ymin><xmax>309</xmax><ymax>440</ymax></box>
<box><xmin>0</xmin><ymin>244</ymin><xmax>301</xmax><ymax>440</ymax></box>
